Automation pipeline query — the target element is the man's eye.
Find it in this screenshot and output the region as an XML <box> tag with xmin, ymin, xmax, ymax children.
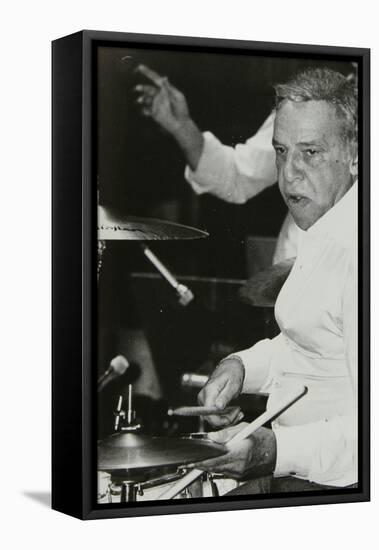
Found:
<box><xmin>305</xmin><ymin>149</ymin><xmax>319</xmax><ymax>157</ymax></box>
<box><xmin>274</xmin><ymin>146</ymin><xmax>286</xmax><ymax>155</ymax></box>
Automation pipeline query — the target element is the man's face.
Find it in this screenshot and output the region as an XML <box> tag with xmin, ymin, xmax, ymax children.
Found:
<box><xmin>273</xmin><ymin>100</ymin><xmax>357</xmax><ymax>230</ymax></box>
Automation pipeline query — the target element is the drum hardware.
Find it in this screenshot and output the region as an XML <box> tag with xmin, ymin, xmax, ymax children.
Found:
<box><xmin>113</xmin><ymin>395</ymin><xmax>125</xmax><ymax>432</ymax></box>
<box><xmin>239</xmin><ymin>257</ymin><xmax>295</xmax><ymax>307</ymax></box>
<box><xmin>126</xmin><ymin>385</ymin><xmax>136</xmax><ymax>427</ymax></box>
<box><xmin>105</xmin><ymin>470</ymin><xmax>194</xmax><ymax>503</ymax></box>
<box><xmin>136</xmin><ymin>470</ymin><xmax>187</xmax><ymax>496</ymax></box>
<box><xmin>109</xmin><ymin>482</ymin><xmax>122</xmax><ymax>497</ymax></box>
<box><xmin>97</xmin><ymin>431</ymin><xmax>226</xmax><ymax>503</ymax></box>
<box><xmin>113</xmin><ymin>386</ymin><xmax>141</xmax><ymax>433</ymax></box>
<box><xmin>158</xmin><ymin>385</ymin><xmax>308</xmax><ymax>500</ymax></box>
<box><xmin>97</xmin><ymin>409</ymin><xmax>227</xmax><ymax>502</ymax></box>
<box><xmin>120</xmin><ymin>481</ymin><xmax>138</xmax><ymax>502</ymax></box>
<box><xmin>97</xmin><ymin>239</ymin><xmax>106</xmax><ymax>280</ymax></box>
<box><xmin>184</xmin><ymin>432</ymin><xmax>210</xmax><ymax>439</ymax></box>
<box><xmin>100</xmin><ymin>468</ymin><xmax>219</xmax><ymax>503</ymax></box>
<box><xmin>203</xmin><ymin>474</ymin><xmax>219</xmax><ymax>497</ymax></box>
<box><xmin>97</xmin><ymin>471</ymin><xmax>113</xmax><ymax>503</ymax></box>
<box><xmin>181</xmin><ymin>434</ymin><xmax>232</xmax><ymax>492</ymax></box>
<box><xmin>99</xmin><ymin>478</ymin><xmax>139</xmax><ymax>503</ymax></box>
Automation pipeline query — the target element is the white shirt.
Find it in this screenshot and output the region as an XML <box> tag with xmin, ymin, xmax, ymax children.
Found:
<box><xmin>184</xmin><ymin>113</ymin><xmax>299</xmax><ymax>263</ymax></box>
<box><xmin>235</xmin><ymin>183</ymin><xmax>358</xmax><ymax>487</ymax></box>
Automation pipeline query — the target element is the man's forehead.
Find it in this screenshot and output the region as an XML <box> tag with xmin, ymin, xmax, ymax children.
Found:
<box><xmin>273</xmin><ymin>100</ymin><xmax>342</xmax><ymax>143</ymax></box>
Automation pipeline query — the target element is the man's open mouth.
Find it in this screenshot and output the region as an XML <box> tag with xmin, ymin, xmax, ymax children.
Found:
<box><xmin>286</xmin><ymin>194</ymin><xmax>309</xmax><ymax>205</ymax></box>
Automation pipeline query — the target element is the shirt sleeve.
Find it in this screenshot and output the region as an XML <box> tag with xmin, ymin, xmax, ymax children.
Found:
<box><xmin>233</xmin><ymin>334</ymin><xmax>284</xmax><ymax>394</ymax></box>
<box><xmin>184</xmin><ymin>113</ymin><xmax>277</xmax><ymax>204</ymax></box>
<box><xmin>273</xmin><ymin>256</ymin><xmax>358</xmax><ymax>487</ymax></box>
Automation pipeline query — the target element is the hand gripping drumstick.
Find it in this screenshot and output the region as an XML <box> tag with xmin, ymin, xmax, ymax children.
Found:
<box><xmin>158</xmin><ymin>384</ymin><xmax>308</xmax><ymax>500</ymax></box>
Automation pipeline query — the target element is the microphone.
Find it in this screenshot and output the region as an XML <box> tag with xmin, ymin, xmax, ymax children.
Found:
<box><xmin>97</xmin><ymin>355</ymin><xmax>129</xmax><ymax>392</ymax></box>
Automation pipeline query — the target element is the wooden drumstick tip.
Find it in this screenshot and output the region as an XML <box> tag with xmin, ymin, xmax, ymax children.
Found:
<box><xmin>170</xmin><ymin>405</ymin><xmax>236</xmax><ymax>417</ymax></box>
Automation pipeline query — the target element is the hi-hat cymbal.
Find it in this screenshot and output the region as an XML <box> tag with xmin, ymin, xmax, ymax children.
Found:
<box><xmin>98</xmin><ymin>207</ymin><xmax>209</xmax><ymax>240</ymax></box>
<box><xmin>239</xmin><ymin>258</ymin><xmax>295</xmax><ymax>307</ymax></box>
<box><xmin>98</xmin><ymin>432</ymin><xmax>226</xmax><ymax>473</ymax></box>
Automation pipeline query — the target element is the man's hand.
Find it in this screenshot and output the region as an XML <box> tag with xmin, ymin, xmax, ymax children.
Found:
<box><xmin>197</xmin><ymin>357</ymin><xmax>245</xmax><ymax>428</ymax></box>
<box><xmin>192</xmin><ymin>424</ymin><xmax>277</xmax><ymax>480</ymax></box>
<box><xmin>134</xmin><ymin>64</ymin><xmax>204</xmax><ymax>170</ymax></box>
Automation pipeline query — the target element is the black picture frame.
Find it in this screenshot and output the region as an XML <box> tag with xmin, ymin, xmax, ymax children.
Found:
<box><xmin>52</xmin><ymin>30</ymin><xmax>370</xmax><ymax>520</ymax></box>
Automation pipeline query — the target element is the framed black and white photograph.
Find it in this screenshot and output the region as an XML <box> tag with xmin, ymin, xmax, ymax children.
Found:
<box><xmin>52</xmin><ymin>30</ymin><xmax>370</xmax><ymax>520</ymax></box>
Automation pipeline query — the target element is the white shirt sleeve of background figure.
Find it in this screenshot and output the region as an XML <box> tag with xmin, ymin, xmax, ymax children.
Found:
<box><xmin>273</xmin><ymin>257</ymin><xmax>358</xmax><ymax>487</ymax></box>
<box><xmin>184</xmin><ymin>113</ymin><xmax>277</xmax><ymax>204</ymax></box>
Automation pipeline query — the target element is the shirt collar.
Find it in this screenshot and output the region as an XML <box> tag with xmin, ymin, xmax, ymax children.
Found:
<box><xmin>306</xmin><ymin>181</ymin><xmax>358</xmax><ymax>240</ymax></box>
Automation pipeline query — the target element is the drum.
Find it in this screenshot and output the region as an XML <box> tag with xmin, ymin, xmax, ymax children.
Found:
<box><xmin>211</xmin><ymin>475</ymin><xmax>239</xmax><ymax>496</ymax></box>
<box><xmin>97</xmin><ymin>469</ymin><xmax>220</xmax><ymax>503</ymax></box>
<box><xmin>183</xmin><ymin>433</ymin><xmax>239</xmax><ymax>496</ymax></box>
<box><xmin>136</xmin><ymin>472</ymin><xmax>204</xmax><ymax>501</ymax></box>
<box><xmin>97</xmin><ymin>471</ymin><xmax>112</xmax><ymax>503</ymax></box>
<box><xmin>97</xmin><ymin>432</ymin><xmax>238</xmax><ymax>503</ymax></box>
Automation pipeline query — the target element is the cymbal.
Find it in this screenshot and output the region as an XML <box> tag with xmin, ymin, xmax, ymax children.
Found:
<box><xmin>239</xmin><ymin>258</ymin><xmax>295</xmax><ymax>307</ymax></box>
<box><xmin>98</xmin><ymin>207</ymin><xmax>209</xmax><ymax>240</ymax></box>
<box><xmin>98</xmin><ymin>432</ymin><xmax>226</xmax><ymax>473</ymax></box>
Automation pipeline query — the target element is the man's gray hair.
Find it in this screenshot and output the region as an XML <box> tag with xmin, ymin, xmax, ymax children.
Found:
<box><xmin>274</xmin><ymin>68</ymin><xmax>358</xmax><ymax>145</ymax></box>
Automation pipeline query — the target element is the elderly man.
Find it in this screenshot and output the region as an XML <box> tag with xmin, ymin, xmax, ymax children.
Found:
<box><xmin>193</xmin><ymin>68</ymin><xmax>358</xmax><ymax>493</ymax></box>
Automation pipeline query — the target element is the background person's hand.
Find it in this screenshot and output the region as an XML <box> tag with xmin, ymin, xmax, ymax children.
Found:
<box><xmin>197</xmin><ymin>357</ymin><xmax>245</xmax><ymax>428</ymax></box>
<box><xmin>134</xmin><ymin>64</ymin><xmax>204</xmax><ymax>171</ymax></box>
<box><xmin>192</xmin><ymin>424</ymin><xmax>277</xmax><ymax>479</ymax></box>
<box><xmin>134</xmin><ymin>64</ymin><xmax>191</xmax><ymax>135</ymax></box>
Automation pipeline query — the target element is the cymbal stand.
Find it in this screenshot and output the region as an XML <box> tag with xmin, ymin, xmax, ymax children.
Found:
<box><xmin>120</xmin><ymin>481</ymin><xmax>138</xmax><ymax>502</ymax></box>
<box><xmin>113</xmin><ymin>386</ymin><xmax>141</xmax><ymax>433</ymax></box>
<box><xmin>97</xmin><ymin>239</ymin><xmax>106</xmax><ymax>280</ymax></box>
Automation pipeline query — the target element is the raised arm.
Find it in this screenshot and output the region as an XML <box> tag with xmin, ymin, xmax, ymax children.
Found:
<box><xmin>135</xmin><ymin>64</ymin><xmax>204</xmax><ymax>171</ymax></box>
<box><xmin>134</xmin><ymin>64</ymin><xmax>277</xmax><ymax>204</ymax></box>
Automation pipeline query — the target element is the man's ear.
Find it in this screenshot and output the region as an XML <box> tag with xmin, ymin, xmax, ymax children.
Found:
<box><xmin>349</xmin><ymin>142</ymin><xmax>358</xmax><ymax>179</ymax></box>
<box><xmin>350</xmin><ymin>155</ymin><xmax>358</xmax><ymax>179</ymax></box>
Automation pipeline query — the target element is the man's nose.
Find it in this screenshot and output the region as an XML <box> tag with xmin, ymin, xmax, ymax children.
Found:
<box><xmin>283</xmin><ymin>151</ymin><xmax>304</xmax><ymax>184</ymax></box>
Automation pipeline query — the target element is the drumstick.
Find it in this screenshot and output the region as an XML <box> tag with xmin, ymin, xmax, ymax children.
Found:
<box><xmin>142</xmin><ymin>245</ymin><xmax>194</xmax><ymax>306</ymax></box>
<box><xmin>136</xmin><ymin>64</ymin><xmax>166</xmax><ymax>87</ymax></box>
<box><xmin>158</xmin><ymin>384</ymin><xmax>308</xmax><ymax>500</ymax></box>
<box><xmin>169</xmin><ymin>405</ymin><xmax>237</xmax><ymax>417</ymax></box>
